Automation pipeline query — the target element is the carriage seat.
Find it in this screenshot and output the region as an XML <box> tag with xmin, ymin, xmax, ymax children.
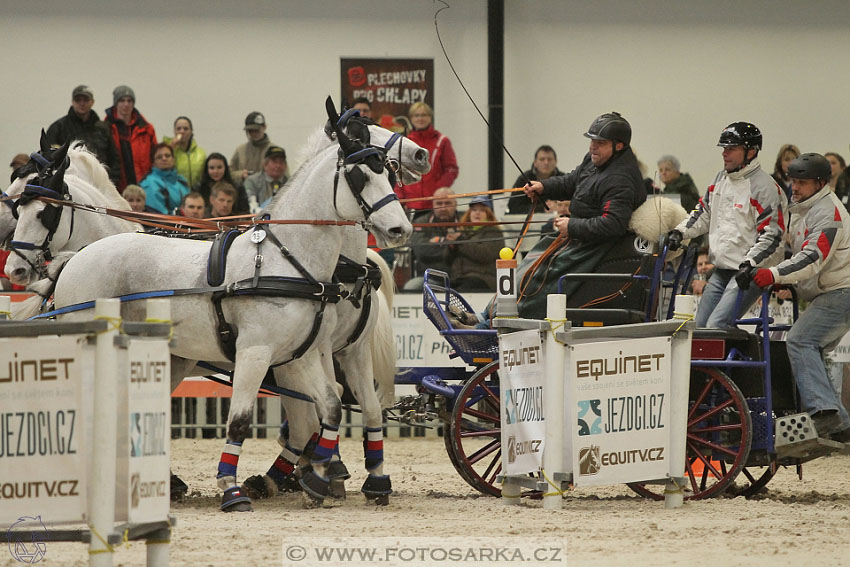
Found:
<box><xmin>562</xmin><ymin>233</ymin><xmax>656</xmax><ymax>327</ymax></box>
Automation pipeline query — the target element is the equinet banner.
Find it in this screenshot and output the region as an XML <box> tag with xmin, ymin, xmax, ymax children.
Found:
<box><xmin>499</xmin><ymin>330</ymin><xmax>545</xmax><ymax>476</ymax></box>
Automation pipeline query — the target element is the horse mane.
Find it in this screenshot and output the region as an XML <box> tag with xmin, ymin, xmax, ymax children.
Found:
<box><xmin>265</xmin><ymin>127</ymin><xmax>334</xmax><ymax>211</ymax></box>
<box><xmin>68</xmin><ymin>142</ymin><xmax>131</xmax><ymax>211</ymax></box>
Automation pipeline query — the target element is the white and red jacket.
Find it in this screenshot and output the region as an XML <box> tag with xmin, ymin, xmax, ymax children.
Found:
<box><xmin>675</xmin><ymin>160</ymin><xmax>787</xmax><ymax>270</ymax></box>
<box><xmin>768</xmin><ymin>186</ymin><xmax>850</xmax><ymax>301</ymax></box>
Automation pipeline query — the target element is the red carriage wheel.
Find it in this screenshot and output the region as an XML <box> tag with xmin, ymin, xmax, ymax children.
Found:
<box><xmin>629</xmin><ymin>367</ymin><xmax>752</xmax><ymax>500</ymax></box>
<box><xmin>444</xmin><ymin>362</ymin><xmax>541</xmax><ymax>498</ymax></box>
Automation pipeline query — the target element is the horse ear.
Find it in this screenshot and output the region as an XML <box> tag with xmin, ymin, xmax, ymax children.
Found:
<box><xmin>325</xmin><ymin>96</ymin><xmax>339</xmax><ymax>124</ymax></box>
<box><xmin>40</xmin><ymin>129</ymin><xmax>50</xmax><ymax>153</ymax></box>
<box><xmin>325</xmin><ymin>96</ymin><xmax>356</xmax><ymax>154</ymax></box>
<box><xmin>47</xmin><ymin>158</ymin><xmax>69</xmax><ymax>193</ymax></box>
<box><xmin>51</xmin><ymin>139</ymin><xmax>71</xmax><ymax>169</ymax></box>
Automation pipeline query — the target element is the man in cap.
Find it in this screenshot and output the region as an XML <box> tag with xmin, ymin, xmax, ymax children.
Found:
<box><xmin>45</xmin><ymin>85</ymin><xmax>120</xmax><ymax>184</ymax></box>
<box><xmin>103</xmin><ymin>85</ymin><xmax>157</xmax><ymax>192</ymax></box>
<box><xmin>667</xmin><ymin>122</ymin><xmax>787</xmax><ymax>328</ymax></box>
<box><xmin>243</xmin><ymin>145</ymin><xmax>289</xmax><ymax>212</ymax></box>
<box><xmin>231</xmin><ymin>111</ymin><xmax>277</xmax><ymax>185</ymax></box>
<box><xmin>739</xmin><ymin>153</ymin><xmax>850</xmax><ymax>440</ymax></box>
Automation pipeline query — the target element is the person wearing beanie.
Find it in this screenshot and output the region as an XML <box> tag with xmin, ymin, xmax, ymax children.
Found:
<box><xmin>45</xmin><ymin>85</ymin><xmax>120</xmax><ymax>184</ymax></box>
<box><xmin>104</xmin><ymin>84</ymin><xmax>157</xmax><ymax>192</ymax></box>
<box><xmin>230</xmin><ymin>111</ymin><xmax>278</xmax><ymax>186</ymax></box>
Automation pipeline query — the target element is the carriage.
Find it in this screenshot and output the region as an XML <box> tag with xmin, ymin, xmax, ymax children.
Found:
<box><xmin>404</xmin><ymin>234</ymin><xmax>848</xmax><ymax>500</ymax></box>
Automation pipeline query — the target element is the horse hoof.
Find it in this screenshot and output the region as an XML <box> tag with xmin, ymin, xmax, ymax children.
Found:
<box><xmin>327</xmin><ymin>460</ymin><xmax>351</xmax><ymax>481</ymax></box>
<box><xmin>329</xmin><ymin>478</ymin><xmax>347</xmax><ymax>500</ymax></box>
<box><xmin>361</xmin><ymin>475</ymin><xmax>392</xmax><ymax>505</ymax></box>
<box><xmin>242</xmin><ymin>474</ymin><xmax>278</xmax><ymax>500</ymax></box>
<box><xmin>220</xmin><ymin>486</ymin><xmax>253</xmax><ymax>512</ymax></box>
<box><xmin>276</xmin><ymin>473</ymin><xmax>303</xmax><ymax>494</ymax></box>
<box><xmin>170</xmin><ymin>474</ymin><xmax>189</xmax><ymax>502</ymax></box>
<box><xmin>299</xmin><ymin>466</ymin><xmax>331</xmax><ymax>501</ymax></box>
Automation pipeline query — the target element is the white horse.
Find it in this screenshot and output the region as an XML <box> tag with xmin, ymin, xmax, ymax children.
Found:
<box><xmin>242</xmin><ymin>111</ymin><xmax>430</xmax><ymax>503</ymax></box>
<box><xmin>50</xmin><ymin>98</ymin><xmax>412</xmax><ymax>511</ymax></box>
<box><xmin>5</xmin><ymin>143</ymin><xmax>139</xmax><ymax>287</ymax></box>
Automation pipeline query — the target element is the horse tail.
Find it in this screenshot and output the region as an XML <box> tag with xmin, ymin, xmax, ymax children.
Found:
<box><xmin>371</xmin><ymin>290</ymin><xmax>396</xmax><ymax>409</ymax></box>
<box><xmin>367</xmin><ymin>248</ymin><xmax>395</xmax><ymax>310</ymax></box>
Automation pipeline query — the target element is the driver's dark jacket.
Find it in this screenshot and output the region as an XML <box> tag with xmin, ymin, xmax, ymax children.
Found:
<box><xmin>539</xmin><ymin>147</ymin><xmax>646</xmax><ymax>242</ymax></box>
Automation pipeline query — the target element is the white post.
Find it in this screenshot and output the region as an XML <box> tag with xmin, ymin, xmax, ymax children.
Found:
<box><xmin>664</xmin><ymin>294</ymin><xmax>695</xmax><ymax>509</ymax></box>
<box><xmin>0</xmin><ymin>295</ymin><xmax>10</xmax><ymax>320</ymax></box>
<box><xmin>145</xmin><ymin>299</ymin><xmax>171</xmax><ymax>566</ymax></box>
<box><xmin>90</xmin><ymin>299</ymin><xmax>121</xmax><ymax>567</ymax></box>
<box><xmin>495</xmin><ymin>253</ymin><xmax>518</xmax><ymax>319</ymax></box>
<box><xmin>543</xmin><ymin>294</ymin><xmax>567</xmax><ymax>510</ymax></box>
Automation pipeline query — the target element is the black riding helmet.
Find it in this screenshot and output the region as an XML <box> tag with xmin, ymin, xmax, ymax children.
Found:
<box><xmin>717</xmin><ymin>122</ymin><xmax>762</xmax><ymax>150</ymax></box>
<box><xmin>584</xmin><ymin>112</ymin><xmax>631</xmax><ymax>147</ymax></box>
<box><xmin>787</xmin><ymin>153</ymin><xmax>832</xmax><ymax>181</ymax></box>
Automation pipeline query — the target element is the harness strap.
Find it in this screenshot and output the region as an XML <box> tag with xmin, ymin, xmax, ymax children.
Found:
<box><xmin>211</xmin><ymin>291</ymin><xmax>238</xmax><ymax>361</ymax></box>
<box><xmin>336</xmin><ymin>285</ymin><xmax>373</xmax><ymax>353</ymax></box>
<box><xmin>195</xmin><ymin>362</ymin><xmax>316</xmax><ymax>403</ymax></box>
<box><xmin>271</xmin><ymin>300</ymin><xmax>328</xmax><ymax>368</ymax></box>
<box><xmin>259</xmin><ymin>226</ymin><xmax>322</xmax><ymax>287</ymax></box>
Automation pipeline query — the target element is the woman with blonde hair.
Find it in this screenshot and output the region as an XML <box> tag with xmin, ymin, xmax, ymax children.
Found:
<box><xmin>400</xmin><ymin>101</ymin><xmax>459</xmax><ymax>211</ymax></box>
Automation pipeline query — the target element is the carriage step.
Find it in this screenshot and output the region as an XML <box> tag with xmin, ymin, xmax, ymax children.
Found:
<box><xmin>775</xmin><ymin>413</ymin><xmax>845</xmax><ymax>461</ymax></box>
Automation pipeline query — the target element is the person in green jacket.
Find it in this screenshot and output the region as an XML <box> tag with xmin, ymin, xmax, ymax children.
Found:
<box><xmin>658</xmin><ymin>154</ymin><xmax>700</xmax><ymax>213</ymax></box>
<box><xmin>164</xmin><ymin>116</ymin><xmax>206</xmax><ymax>189</ymax></box>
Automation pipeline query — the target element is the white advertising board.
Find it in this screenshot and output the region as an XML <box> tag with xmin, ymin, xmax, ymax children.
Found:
<box><xmin>392</xmin><ymin>292</ymin><xmax>493</xmax><ymax>367</ymax></box>
<box><xmin>116</xmin><ymin>339</ymin><xmax>171</xmax><ymax>524</ymax></box>
<box><xmin>0</xmin><ymin>336</ymin><xmax>93</xmax><ymax>525</ymax></box>
<box><xmin>499</xmin><ymin>330</ymin><xmax>545</xmax><ymax>476</ymax></box>
<box><xmin>568</xmin><ymin>336</ymin><xmax>672</xmax><ymax>487</ymax></box>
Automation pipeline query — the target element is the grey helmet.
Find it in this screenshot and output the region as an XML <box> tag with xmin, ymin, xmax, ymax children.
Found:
<box><xmin>584</xmin><ymin>112</ymin><xmax>631</xmax><ymax>146</ymax></box>
<box><xmin>787</xmin><ymin>153</ymin><xmax>832</xmax><ymax>181</ymax></box>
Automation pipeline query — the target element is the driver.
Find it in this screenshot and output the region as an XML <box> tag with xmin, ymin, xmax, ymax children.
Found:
<box><xmin>667</xmin><ymin>122</ymin><xmax>787</xmax><ymax>328</ymax></box>
<box><xmin>741</xmin><ymin>153</ymin><xmax>850</xmax><ymax>440</ymax></box>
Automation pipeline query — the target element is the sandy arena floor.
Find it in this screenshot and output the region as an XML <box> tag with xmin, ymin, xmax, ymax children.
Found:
<box><xmin>5</xmin><ymin>437</ymin><xmax>850</xmax><ymax>567</ymax></box>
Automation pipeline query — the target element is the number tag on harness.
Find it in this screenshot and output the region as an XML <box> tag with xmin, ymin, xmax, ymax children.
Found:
<box><xmin>250</xmin><ymin>229</ymin><xmax>266</xmax><ymax>243</ymax></box>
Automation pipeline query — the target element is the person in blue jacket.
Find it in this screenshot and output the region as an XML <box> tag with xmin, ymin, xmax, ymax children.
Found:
<box><xmin>141</xmin><ymin>143</ymin><xmax>189</xmax><ymax>214</ymax></box>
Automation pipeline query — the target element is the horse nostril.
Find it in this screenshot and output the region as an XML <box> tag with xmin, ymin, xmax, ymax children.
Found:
<box><xmin>414</xmin><ymin>149</ymin><xmax>428</xmax><ymax>165</ymax></box>
<box><xmin>389</xmin><ymin>226</ymin><xmax>403</xmax><ymax>237</ymax></box>
<box><xmin>12</xmin><ymin>268</ymin><xmax>27</xmax><ymax>279</ymax></box>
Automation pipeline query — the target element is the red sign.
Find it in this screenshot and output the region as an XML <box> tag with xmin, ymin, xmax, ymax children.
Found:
<box><xmin>341</xmin><ymin>58</ymin><xmax>434</xmax><ymax>133</ymax></box>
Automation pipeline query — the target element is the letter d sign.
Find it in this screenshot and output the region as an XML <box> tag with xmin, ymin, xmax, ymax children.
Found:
<box><xmin>495</xmin><ymin>258</ymin><xmax>518</xmax><ymax>317</ymax></box>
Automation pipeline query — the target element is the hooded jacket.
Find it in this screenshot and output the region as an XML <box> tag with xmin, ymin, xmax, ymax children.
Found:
<box><xmin>141</xmin><ymin>167</ymin><xmax>189</xmax><ymax>215</ymax></box>
<box><xmin>768</xmin><ymin>186</ymin><xmax>850</xmax><ymax>301</ymax></box>
<box><xmin>445</xmin><ymin>225</ymin><xmax>505</xmax><ymax>290</ymax></box>
<box><xmin>104</xmin><ymin>106</ymin><xmax>157</xmax><ymax>191</ymax></box>
<box><xmin>539</xmin><ymin>147</ymin><xmax>646</xmax><ymax>242</ymax></box>
<box><xmin>164</xmin><ymin>136</ymin><xmax>206</xmax><ymax>189</ymax></box>
<box><xmin>675</xmin><ymin>160</ymin><xmax>787</xmax><ymax>270</ymax></box>
<box><xmin>46</xmin><ymin>108</ymin><xmax>120</xmax><ymax>183</ymax></box>
<box><xmin>398</xmin><ymin>125</ymin><xmax>459</xmax><ymax>210</ymax></box>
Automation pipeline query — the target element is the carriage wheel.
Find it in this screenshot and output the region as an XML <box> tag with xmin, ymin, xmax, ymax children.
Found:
<box><xmin>729</xmin><ymin>460</ymin><xmax>778</xmax><ymax>498</ymax></box>
<box><xmin>444</xmin><ymin>362</ymin><xmax>541</xmax><ymax>498</ymax></box>
<box><xmin>628</xmin><ymin>367</ymin><xmax>752</xmax><ymax>500</ymax></box>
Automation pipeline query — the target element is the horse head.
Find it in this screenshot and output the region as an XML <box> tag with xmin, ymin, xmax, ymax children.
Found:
<box><xmin>330</xmin><ymin>105</ymin><xmax>430</xmax><ymax>186</ymax></box>
<box><xmin>4</xmin><ymin>150</ymin><xmax>72</xmax><ymax>285</ymax></box>
<box><xmin>324</xmin><ymin>96</ymin><xmax>412</xmax><ymax>248</ymax></box>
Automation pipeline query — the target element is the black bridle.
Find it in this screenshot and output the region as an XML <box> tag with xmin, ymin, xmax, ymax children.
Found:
<box><xmin>8</xmin><ymin>182</ymin><xmax>74</xmax><ymax>266</ymax></box>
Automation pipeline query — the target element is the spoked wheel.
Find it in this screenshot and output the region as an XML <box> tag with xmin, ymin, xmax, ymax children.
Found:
<box><xmin>729</xmin><ymin>459</ymin><xmax>778</xmax><ymax>498</ymax></box>
<box><xmin>444</xmin><ymin>362</ymin><xmax>541</xmax><ymax>498</ymax></box>
<box><xmin>629</xmin><ymin>367</ymin><xmax>752</xmax><ymax>500</ymax></box>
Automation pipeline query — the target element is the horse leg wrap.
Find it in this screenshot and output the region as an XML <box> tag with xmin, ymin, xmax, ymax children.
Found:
<box><xmin>298</xmin><ymin>465</ymin><xmax>331</xmax><ymax>501</ymax></box>
<box><xmin>302</xmin><ymin>432</ymin><xmax>319</xmax><ymax>461</ymax></box>
<box><xmin>363</xmin><ymin>427</ymin><xmax>384</xmax><ymax>472</ymax></box>
<box><xmin>276</xmin><ymin>420</ymin><xmax>290</xmax><ymax>448</ymax></box>
<box><xmin>216</xmin><ymin>441</ymin><xmax>242</xmax><ymax>486</ymax></box>
<box><xmin>361</xmin><ymin>474</ymin><xmax>393</xmax><ymax>504</ymax></box>
<box><xmin>312</xmin><ymin>424</ymin><xmax>339</xmax><ymax>464</ymax></box>
<box><xmin>220</xmin><ymin>486</ymin><xmax>252</xmax><ymax>512</ymax></box>
<box><xmin>269</xmin><ymin>450</ymin><xmax>302</xmax><ymax>493</ymax></box>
